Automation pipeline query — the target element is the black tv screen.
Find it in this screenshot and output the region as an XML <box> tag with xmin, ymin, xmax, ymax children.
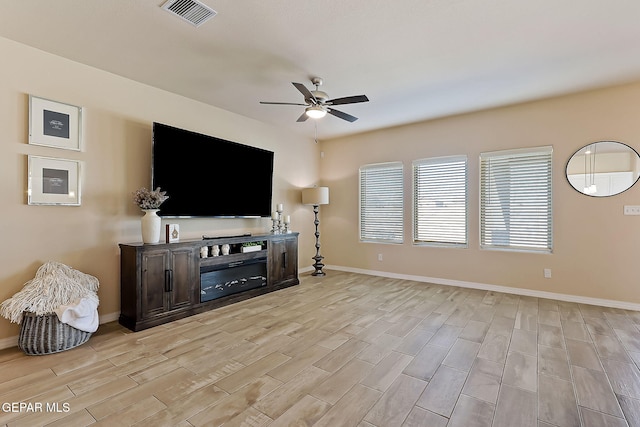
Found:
<box><xmin>152</xmin><ymin>122</ymin><xmax>274</xmax><ymax>218</ymax></box>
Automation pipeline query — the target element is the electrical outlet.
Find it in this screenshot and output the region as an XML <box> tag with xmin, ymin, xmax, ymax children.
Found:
<box><xmin>624</xmin><ymin>205</ymin><xmax>640</xmax><ymax>215</ymax></box>
<box><xmin>378</xmin><ymin>253</ymin><xmax>383</xmax><ymax>261</ymax></box>
<box><xmin>544</xmin><ymin>268</ymin><xmax>552</xmax><ymax>279</ymax></box>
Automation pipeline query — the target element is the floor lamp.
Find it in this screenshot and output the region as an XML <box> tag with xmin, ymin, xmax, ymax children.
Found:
<box><xmin>302</xmin><ymin>187</ymin><xmax>329</xmax><ymax>276</ymax></box>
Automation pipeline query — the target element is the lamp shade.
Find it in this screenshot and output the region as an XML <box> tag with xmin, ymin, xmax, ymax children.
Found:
<box><xmin>302</xmin><ymin>187</ymin><xmax>329</xmax><ymax>205</ymax></box>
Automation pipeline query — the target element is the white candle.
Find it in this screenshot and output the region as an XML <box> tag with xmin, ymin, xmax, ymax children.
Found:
<box><xmin>285</xmin><ymin>215</ymin><xmax>291</xmax><ymax>224</ymax></box>
<box><xmin>277</xmin><ymin>203</ymin><xmax>284</xmax><ymax>212</ymax></box>
<box><xmin>272</xmin><ymin>211</ymin><xmax>278</xmax><ymax>220</ymax></box>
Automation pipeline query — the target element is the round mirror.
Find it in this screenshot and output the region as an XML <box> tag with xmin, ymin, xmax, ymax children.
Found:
<box><xmin>566</xmin><ymin>141</ymin><xmax>640</xmax><ymax>197</ymax></box>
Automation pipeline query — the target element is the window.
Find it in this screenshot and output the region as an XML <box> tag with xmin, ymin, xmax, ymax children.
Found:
<box><xmin>359</xmin><ymin>162</ymin><xmax>404</xmax><ymax>243</ymax></box>
<box><xmin>413</xmin><ymin>155</ymin><xmax>467</xmax><ymax>246</ymax></box>
<box><xmin>480</xmin><ymin>146</ymin><xmax>553</xmax><ymax>252</ymax></box>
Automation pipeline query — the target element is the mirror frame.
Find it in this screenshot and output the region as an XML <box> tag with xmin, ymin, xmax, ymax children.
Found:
<box><xmin>566</xmin><ymin>140</ymin><xmax>640</xmax><ymax>197</ymax></box>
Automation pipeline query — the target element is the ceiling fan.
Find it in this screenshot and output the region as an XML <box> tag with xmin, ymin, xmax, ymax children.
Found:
<box><xmin>260</xmin><ymin>77</ymin><xmax>369</xmax><ymax>123</ymax></box>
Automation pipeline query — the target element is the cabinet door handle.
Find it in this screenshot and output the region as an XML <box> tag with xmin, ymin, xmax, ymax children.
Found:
<box><xmin>165</xmin><ymin>269</ymin><xmax>173</xmax><ymax>292</ymax></box>
<box><xmin>283</xmin><ymin>252</ymin><xmax>287</xmax><ymax>269</ymax></box>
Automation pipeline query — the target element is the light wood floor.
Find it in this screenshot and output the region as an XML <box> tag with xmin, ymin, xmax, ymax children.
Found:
<box><xmin>2</xmin><ymin>271</ymin><xmax>640</xmax><ymax>426</ymax></box>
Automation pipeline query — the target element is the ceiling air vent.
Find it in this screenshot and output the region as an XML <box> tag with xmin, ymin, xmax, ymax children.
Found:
<box><xmin>162</xmin><ymin>0</ymin><xmax>217</xmax><ymax>27</ymax></box>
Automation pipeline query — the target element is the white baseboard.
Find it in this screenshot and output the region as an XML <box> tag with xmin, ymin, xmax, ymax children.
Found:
<box><xmin>4</xmin><ymin>267</ymin><xmax>637</xmax><ymax>350</ymax></box>
<box><xmin>0</xmin><ymin>335</ymin><xmax>17</xmax><ymax>351</ymax></box>
<box><xmin>0</xmin><ymin>311</ymin><xmax>121</xmax><ymax>351</ymax></box>
<box><xmin>99</xmin><ymin>311</ymin><xmax>120</xmax><ymax>324</ymax></box>
<box><xmin>326</xmin><ymin>264</ymin><xmax>640</xmax><ymax>312</ymax></box>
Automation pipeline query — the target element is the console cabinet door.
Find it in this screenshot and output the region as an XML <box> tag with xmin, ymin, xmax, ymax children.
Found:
<box><xmin>168</xmin><ymin>246</ymin><xmax>198</xmax><ymax>310</ymax></box>
<box><xmin>140</xmin><ymin>248</ymin><xmax>171</xmax><ymax>320</ymax></box>
<box><xmin>269</xmin><ymin>235</ymin><xmax>298</xmax><ymax>287</ymax></box>
<box><xmin>140</xmin><ymin>247</ymin><xmax>197</xmax><ymax>320</ymax></box>
<box><xmin>282</xmin><ymin>237</ymin><xmax>298</xmax><ymax>282</ymax></box>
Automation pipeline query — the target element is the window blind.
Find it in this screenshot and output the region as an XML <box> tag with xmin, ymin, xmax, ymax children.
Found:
<box><xmin>413</xmin><ymin>155</ymin><xmax>467</xmax><ymax>246</ymax></box>
<box><xmin>359</xmin><ymin>162</ymin><xmax>404</xmax><ymax>243</ymax></box>
<box><xmin>480</xmin><ymin>146</ymin><xmax>553</xmax><ymax>252</ymax></box>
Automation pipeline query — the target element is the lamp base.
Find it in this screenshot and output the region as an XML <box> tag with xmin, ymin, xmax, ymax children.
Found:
<box><xmin>311</xmin><ymin>255</ymin><xmax>325</xmax><ymax>276</ymax></box>
<box><xmin>310</xmin><ymin>203</ymin><xmax>326</xmax><ymax>276</ymax></box>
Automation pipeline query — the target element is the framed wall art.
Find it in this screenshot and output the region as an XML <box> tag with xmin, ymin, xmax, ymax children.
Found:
<box><xmin>28</xmin><ymin>155</ymin><xmax>82</xmax><ymax>206</ymax></box>
<box><xmin>29</xmin><ymin>95</ymin><xmax>82</xmax><ymax>151</ymax></box>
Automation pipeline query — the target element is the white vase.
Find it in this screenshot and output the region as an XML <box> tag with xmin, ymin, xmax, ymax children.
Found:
<box><xmin>141</xmin><ymin>209</ymin><xmax>161</xmax><ymax>243</ymax></box>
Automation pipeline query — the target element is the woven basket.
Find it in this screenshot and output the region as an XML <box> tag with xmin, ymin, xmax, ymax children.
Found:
<box><xmin>18</xmin><ymin>312</ymin><xmax>92</xmax><ymax>355</ymax></box>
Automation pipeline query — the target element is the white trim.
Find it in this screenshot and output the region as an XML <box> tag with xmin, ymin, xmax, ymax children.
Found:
<box><xmin>0</xmin><ymin>335</ymin><xmax>17</xmax><ymax>351</ymax></box>
<box><xmin>4</xmin><ymin>266</ymin><xmax>639</xmax><ymax>350</ymax></box>
<box><xmin>299</xmin><ymin>266</ymin><xmax>315</xmax><ymax>274</ymax></box>
<box><xmin>479</xmin><ymin>145</ymin><xmax>553</xmax><ymax>158</ymax></box>
<box><xmin>99</xmin><ymin>311</ymin><xmax>120</xmax><ymax>324</ymax></box>
<box><xmin>325</xmin><ymin>264</ymin><xmax>640</xmax><ymax>312</ymax></box>
<box><xmin>0</xmin><ymin>311</ymin><xmax>121</xmax><ymax>351</ymax></box>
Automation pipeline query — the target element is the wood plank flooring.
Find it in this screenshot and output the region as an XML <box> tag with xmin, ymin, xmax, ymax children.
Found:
<box><xmin>2</xmin><ymin>271</ymin><xmax>640</xmax><ymax>426</ymax></box>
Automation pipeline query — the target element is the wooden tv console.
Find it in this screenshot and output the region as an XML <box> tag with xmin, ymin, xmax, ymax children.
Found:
<box><xmin>119</xmin><ymin>233</ymin><xmax>298</xmax><ymax>331</ymax></box>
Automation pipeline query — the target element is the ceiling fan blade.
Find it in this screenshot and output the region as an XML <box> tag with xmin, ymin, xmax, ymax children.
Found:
<box><xmin>296</xmin><ymin>111</ymin><xmax>309</xmax><ymax>122</ymax></box>
<box><xmin>327</xmin><ymin>95</ymin><xmax>369</xmax><ymax>106</ymax></box>
<box><xmin>292</xmin><ymin>82</ymin><xmax>317</xmax><ymax>104</ymax></box>
<box><xmin>328</xmin><ymin>108</ymin><xmax>358</xmax><ymax>122</ymax></box>
<box><xmin>260</xmin><ymin>101</ymin><xmax>308</xmax><ymax>106</ymax></box>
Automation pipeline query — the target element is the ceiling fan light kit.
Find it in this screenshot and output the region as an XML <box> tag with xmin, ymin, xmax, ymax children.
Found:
<box><xmin>305</xmin><ymin>106</ymin><xmax>327</xmax><ymax>119</ymax></box>
<box><xmin>260</xmin><ymin>77</ymin><xmax>369</xmax><ymax>123</ymax></box>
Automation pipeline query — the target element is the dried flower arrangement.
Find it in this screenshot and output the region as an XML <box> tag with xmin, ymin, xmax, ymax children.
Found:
<box><xmin>133</xmin><ymin>187</ymin><xmax>168</xmax><ymax>210</ymax></box>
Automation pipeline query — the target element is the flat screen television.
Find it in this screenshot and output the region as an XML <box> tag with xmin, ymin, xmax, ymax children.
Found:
<box><xmin>152</xmin><ymin>122</ymin><xmax>274</xmax><ymax>218</ymax></box>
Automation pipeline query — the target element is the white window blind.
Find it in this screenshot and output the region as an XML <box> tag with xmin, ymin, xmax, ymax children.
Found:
<box><xmin>413</xmin><ymin>155</ymin><xmax>467</xmax><ymax>246</ymax></box>
<box><xmin>359</xmin><ymin>162</ymin><xmax>404</xmax><ymax>243</ymax></box>
<box><xmin>480</xmin><ymin>146</ymin><xmax>553</xmax><ymax>252</ymax></box>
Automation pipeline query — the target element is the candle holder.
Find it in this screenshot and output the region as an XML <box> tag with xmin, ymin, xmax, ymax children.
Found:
<box><xmin>271</xmin><ymin>214</ymin><xmax>281</xmax><ymax>234</ymax></box>
<box><xmin>271</xmin><ymin>205</ymin><xmax>285</xmax><ymax>234</ymax></box>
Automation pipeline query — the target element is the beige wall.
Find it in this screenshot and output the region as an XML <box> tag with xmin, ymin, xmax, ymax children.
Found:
<box><xmin>4</xmin><ymin>35</ymin><xmax>640</xmax><ymax>345</ymax></box>
<box><xmin>0</xmin><ymin>37</ymin><xmax>320</xmax><ymax>343</ymax></box>
<box><xmin>320</xmin><ymin>81</ymin><xmax>640</xmax><ymax>305</ymax></box>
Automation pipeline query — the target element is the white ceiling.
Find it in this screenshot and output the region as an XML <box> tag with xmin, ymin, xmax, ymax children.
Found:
<box><xmin>2</xmin><ymin>0</ymin><xmax>640</xmax><ymax>140</ymax></box>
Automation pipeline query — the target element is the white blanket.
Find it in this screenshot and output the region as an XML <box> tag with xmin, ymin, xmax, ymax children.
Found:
<box><xmin>54</xmin><ymin>297</ymin><xmax>99</xmax><ymax>333</ymax></box>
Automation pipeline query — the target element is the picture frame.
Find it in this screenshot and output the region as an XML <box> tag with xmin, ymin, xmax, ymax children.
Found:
<box><xmin>29</xmin><ymin>95</ymin><xmax>82</xmax><ymax>151</ymax></box>
<box><xmin>28</xmin><ymin>155</ymin><xmax>82</xmax><ymax>206</ymax></box>
<box><xmin>166</xmin><ymin>224</ymin><xmax>180</xmax><ymax>243</ymax></box>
